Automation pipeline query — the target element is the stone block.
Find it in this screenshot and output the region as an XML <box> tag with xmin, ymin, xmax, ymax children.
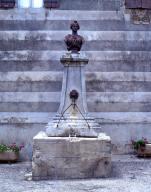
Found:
<box><xmin>32</xmin><ymin>132</ymin><xmax>111</xmax><ymax>180</ymax></box>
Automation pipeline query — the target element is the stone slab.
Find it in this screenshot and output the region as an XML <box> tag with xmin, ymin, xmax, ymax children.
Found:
<box><xmin>32</xmin><ymin>132</ymin><xmax>111</xmax><ymax>180</ymax></box>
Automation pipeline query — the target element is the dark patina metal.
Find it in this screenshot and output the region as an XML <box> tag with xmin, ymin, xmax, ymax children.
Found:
<box><xmin>70</xmin><ymin>90</ymin><xmax>79</xmax><ymax>101</ymax></box>
<box><xmin>65</xmin><ymin>21</ymin><xmax>84</xmax><ymax>53</ymax></box>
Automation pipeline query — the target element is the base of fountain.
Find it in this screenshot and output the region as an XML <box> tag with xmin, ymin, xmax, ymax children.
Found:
<box><xmin>46</xmin><ymin>115</ymin><xmax>100</xmax><ymax>137</ymax></box>
<box><xmin>32</xmin><ymin>131</ymin><xmax>111</xmax><ymax>180</ymax></box>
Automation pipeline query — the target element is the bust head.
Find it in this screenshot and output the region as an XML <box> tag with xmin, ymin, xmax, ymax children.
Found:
<box><xmin>65</xmin><ymin>20</ymin><xmax>84</xmax><ymax>53</ymax></box>
<box><xmin>70</xmin><ymin>21</ymin><xmax>80</xmax><ymax>33</ymax></box>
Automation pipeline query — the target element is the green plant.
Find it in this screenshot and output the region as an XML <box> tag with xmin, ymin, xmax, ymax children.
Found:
<box><xmin>0</xmin><ymin>143</ymin><xmax>24</xmax><ymax>153</ymax></box>
<box><xmin>131</xmin><ymin>138</ymin><xmax>148</xmax><ymax>150</ymax></box>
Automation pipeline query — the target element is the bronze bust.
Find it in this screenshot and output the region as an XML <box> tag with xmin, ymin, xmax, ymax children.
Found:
<box><xmin>65</xmin><ymin>21</ymin><xmax>84</xmax><ymax>53</ymax></box>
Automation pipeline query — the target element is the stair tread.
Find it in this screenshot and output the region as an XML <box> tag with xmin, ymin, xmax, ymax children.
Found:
<box><xmin>0</xmin><ymin>112</ymin><xmax>151</xmax><ymax>124</ymax></box>
<box><xmin>0</xmin><ymin>71</ymin><xmax>150</xmax><ymax>82</ymax></box>
<box><xmin>0</xmin><ymin>31</ymin><xmax>151</xmax><ymax>41</ymax></box>
<box><xmin>0</xmin><ymin>50</ymin><xmax>151</xmax><ymax>61</ymax></box>
<box><xmin>0</xmin><ymin>9</ymin><xmax>122</xmax><ymax>21</ymax></box>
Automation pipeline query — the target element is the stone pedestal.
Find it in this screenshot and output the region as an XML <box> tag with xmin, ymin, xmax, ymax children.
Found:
<box><xmin>32</xmin><ymin>132</ymin><xmax>111</xmax><ymax>180</ymax></box>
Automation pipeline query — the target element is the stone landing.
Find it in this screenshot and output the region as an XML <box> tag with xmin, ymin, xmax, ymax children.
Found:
<box><xmin>32</xmin><ymin>132</ymin><xmax>111</xmax><ymax>180</ymax></box>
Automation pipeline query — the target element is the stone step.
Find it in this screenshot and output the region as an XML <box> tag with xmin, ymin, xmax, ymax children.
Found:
<box><xmin>0</xmin><ymin>101</ymin><xmax>150</xmax><ymax>113</ymax></box>
<box><xmin>0</xmin><ymin>8</ymin><xmax>150</xmax><ymax>32</ymax></box>
<box><xmin>0</xmin><ymin>81</ymin><xmax>62</xmax><ymax>92</ymax></box>
<box><xmin>0</xmin><ymin>112</ymin><xmax>51</xmax><ymax>124</ymax></box>
<box><xmin>0</xmin><ymin>72</ymin><xmax>150</xmax><ymax>82</ymax></box>
<box><xmin>1</xmin><ymin>31</ymin><xmax>151</xmax><ymax>51</ymax></box>
<box><xmin>0</xmin><ymin>31</ymin><xmax>150</xmax><ymax>41</ymax></box>
<box><xmin>0</xmin><ymin>102</ymin><xmax>59</xmax><ymax>112</ymax></box>
<box><xmin>0</xmin><ymin>72</ymin><xmax>150</xmax><ymax>92</ymax></box>
<box><xmin>86</xmin><ymin>61</ymin><xmax>151</xmax><ymax>72</ymax></box>
<box><xmin>2</xmin><ymin>101</ymin><xmax>150</xmax><ymax>112</ymax></box>
<box><xmin>0</xmin><ymin>61</ymin><xmax>64</xmax><ymax>72</ymax></box>
<box><xmin>0</xmin><ymin>10</ymin><xmax>122</xmax><ymax>21</ymax></box>
<box><xmin>1</xmin><ymin>20</ymin><xmax>151</xmax><ymax>31</ymax></box>
<box><xmin>0</xmin><ymin>72</ymin><xmax>63</xmax><ymax>82</ymax></box>
<box><xmin>58</xmin><ymin>0</ymin><xmax>121</xmax><ymax>11</ymax></box>
<box><xmin>0</xmin><ymin>92</ymin><xmax>151</xmax><ymax>112</ymax></box>
<box><xmin>0</xmin><ymin>81</ymin><xmax>150</xmax><ymax>92</ymax></box>
<box><xmin>0</xmin><ymin>51</ymin><xmax>151</xmax><ymax>61</ymax></box>
<box><xmin>0</xmin><ymin>92</ymin><xmax>60</xmax><ymax>102</ymax></box>
<box><xmin>1</xmin><ymin>92</ymin><xmax>151</xmax><ymax>103</ymax></box>
<box><xmin>88</xmin><ymin>102</ymin><xmax>151</xmax><ymax>112</ymax></box>
<box><xmin>87</xmin><ymin>92</ymin><xmax>151</xmax><ymax>103</ymax></box>
<box><xmin>0</xmin><ymin>112</ymin><xmax>151</xmax><ymax>124</ymax></box>
<box><xmin>87</xmin><ymin>81</ymin><xmax>151</xmax><ymax>92</ymax></box>
<box><xmin>0</xmin><ymin>60</ymin><xmax>150</xmax><ymax>72</ymax></box>
<box><xmin>93</xmin><ymin>112</ymin><xmax>151</xmax><ymax>124</ymax></box>
<box><xmin>1</xmin><ymin>40</ymin><xmax>151</xmax><ymax>51</ymax></box>
<box><xmin>86</xmin><ymin>72</ymin><xmax>151</xmax><ymax>82</ymax></box>
<box><xmin>0</xmin><ymin>20</ymin><xmax>123</xmax><ymax>31</ymax></box>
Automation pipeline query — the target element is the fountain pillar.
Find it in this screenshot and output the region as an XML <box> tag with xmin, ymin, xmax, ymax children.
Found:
<box><xmin>46</xmin><ymin>52</ymin><xmax>98</xmax><ymax>137</ymax></box>
<box><xmin>58</xmin><ymin>53</ymin><xmax>88</xmax><ymax>115</ymax></box>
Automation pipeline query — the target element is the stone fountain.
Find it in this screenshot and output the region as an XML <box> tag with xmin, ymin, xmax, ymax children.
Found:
<box><xmin>32</xmin><ymin>21</ymin><xmax>111</xmax><ymax>180</ymax></box>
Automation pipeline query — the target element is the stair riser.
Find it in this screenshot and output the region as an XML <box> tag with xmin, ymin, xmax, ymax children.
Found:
<box><xmin>0</xmin><ymin>102</ymin><xmax>150</xmax><ymax>112</ymax></box>
<box><xmin>1</xmin><ymin>20</ymin><xmax>151</xmax><ymax>31</ymax></box>
<box><xmin>0</xmin><ymin>81</ymin><xmax>151</xmax><ymax>92</ymax></box>
<box><xmin>1</xmin><ymin>92</ymin><xmax>151</xmax><ymax>103</ymax></box>
<box><xmin>0</xmin><ymin>72</ymin><xmax>150</xmax><ymax>82</ymax></box>
<box><xmin>86</xmin><ymin>61</ymin><xmax>151</xmax><ymax>72</ymax></box>
<box><xmin>0</xmin><ymin>20</ymin><xmax>124</xmax><ymax>31</ymax></box>
<box><xmin>88</xmin><ymin>102</ymin><xmax>151</xmax><ymax>112</ymax></box>
<box><xmin>1</xmin><ymin>40</ymin><xmax>151</xmax><ymax>51</ymax></box>
<box><xmin>0</xmin><ymin>60</ymin><xmax>150</xmax><ymax>72</ymax></box>
<box><xmin>87</xmin><ymin>81</ymin><xmax>151</xmax><ymax>92</ymax></box>
<box><xmin>1</xmin><ymin>112</ymin><xmax>151</xmax><ymax>124</ymax></box>
<box><xmin>2</xmin><ymin>31</ymin><xmax>150</xmax><ymax>41</ymax></box>
<box><xmin>0</xmin><ymin>61</ymin><xmax>64</xmax><ymax>72</ymax></box>
<box><xmin>0</xmin><ymin>82</ymin><xmax>62</xmax><ymax>92</ymax></box>
<box><xmin>59</xmin><ymin>0</ymin><xmax>121</xmax><ymax>10</ymax></box>
<box><xmin>0</xmin><ymin>10</ymin><xmax>122</xmax><ymax>21</ymax></box>
<box><xmin>0</xmin><ymin>102</ymin><xmax>59</xmax><ymax>112</ymax></box>
<box><xmin>1</xmin><ymin>51</ymin><xmax>151</xmax><ymax>61</ymax></box>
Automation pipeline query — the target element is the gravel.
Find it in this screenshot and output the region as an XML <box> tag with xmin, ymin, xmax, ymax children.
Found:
<box><xmin>0</xmin><ymin>155</ymin><xmax>151</xmax><ymax>192</ymax></box>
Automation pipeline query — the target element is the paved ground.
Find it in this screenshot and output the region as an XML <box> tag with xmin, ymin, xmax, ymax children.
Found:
<box><xmin>0</xmin><ymin>155</ymin><xmax>151</xmax><ymax>192</ymax></box>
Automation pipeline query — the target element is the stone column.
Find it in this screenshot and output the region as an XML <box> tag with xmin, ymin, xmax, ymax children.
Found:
<box><xmin>58</xmin><ymin>53</ymin><xmax>88</xmax><ymax>116</ymax></box>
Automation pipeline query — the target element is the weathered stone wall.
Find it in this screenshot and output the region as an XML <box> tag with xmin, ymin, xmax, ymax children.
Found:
<box><xmin>0</xmin><ymin>0</ymin><xmax>151</xmax><ymax>160</ymax></box>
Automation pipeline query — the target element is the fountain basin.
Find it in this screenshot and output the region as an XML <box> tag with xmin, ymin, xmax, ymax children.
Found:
<box><xmin>32</xmin><ymin>132</ymin><xmax>111</xmax><ymax>180</ymax></box>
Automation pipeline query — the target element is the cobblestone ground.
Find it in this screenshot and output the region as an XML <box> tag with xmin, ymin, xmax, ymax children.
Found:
<box><xmin>0</xmin><ymin>155</ymin><xmax>151</xmax><ymax>192</ymax></box>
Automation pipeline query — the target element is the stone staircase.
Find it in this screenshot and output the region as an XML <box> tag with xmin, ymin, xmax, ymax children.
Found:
<box><xmin>0</xmin><ymin>0</ymin><xmax>151</xmax><ymax>158</ymax></box>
